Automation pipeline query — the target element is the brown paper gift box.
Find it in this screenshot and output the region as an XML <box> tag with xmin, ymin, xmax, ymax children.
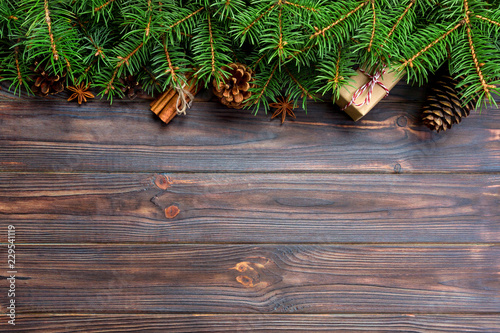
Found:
<box><xmin>336</xmin><ymin>67</ymin><xmax>404</xmax><ymax>121</ymax></box>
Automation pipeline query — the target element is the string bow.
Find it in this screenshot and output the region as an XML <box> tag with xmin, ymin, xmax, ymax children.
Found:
<box><xmin>342</xmin><ymin>66</ymin><xmax>390</xmax><ymax>111</ymax></box>
<box><xmin>174</xmin><ymin>79</ymin><xmax>195</xmax><ymax>115</ymax></box>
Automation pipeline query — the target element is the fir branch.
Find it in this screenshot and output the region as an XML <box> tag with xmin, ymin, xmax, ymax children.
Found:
<box><xmin>332</xmin><ymin>46</ymin><xmax>342</xmax><ymax>90</ymax></box>
<box><xmin>76</xmin><ymin>17</ymin><xmax>105</xmax><ymax>58</ymax></box>
<box><xmin>95</xmin><ymin>0</ymin><xmax>115</xmax><ymax>13</ymax></box>
<box><xmin>84</xmin><ymin>58</ymin><xmax>98</xmax><ymax>75</ymax></box>
<box><xmin>400</xmin><ymin>20</ymin><xmax>464</xmax><ymax>68</ymax></box>
<box><xmin>474</xmin><ymin>14</ymin><xmax>500</xmax><ymax>27</ymax></box>
<box><xmin>252</xmin><ymin>52</ymin><xmax>267</xmax><ymax>70</ymax></box>
<box><xmin>278</xmin><ymin>4</ymin><xmax>284</xmax><ymax>56</ymax></box>
<box><xmin>464</xmin><ymin>0</ymin><xmax>494</xmax><ymax>95</ymax></box>
<box><xmin>367</xmin><ymin>0</ymin><xmax>376</xmax><ymax>52</ymax></box>
<box><xmin>243</xmin><ymin>2</ymin><xmax>278</xmax><ymax>34</ymax></box>
<box><xmin>169</xmin><ymin>7</ymin><xmax>204</xmax><ymax>29</ymax></box>
<box><xmin>105</xmin><ymin>42</ymin><xmax>144</xmax><ymax>93</ymax></box>
<box><xmin>385</xmin><ymin>0</ymin><xmax>415</xmax><ymax>41</ymax></box>
<box><xmin>207</xmin><ymin>11</ymin><xmax>216</xmax><ymax>74</ymax></box>
<box><xmin>215</xmin><ymin>10</ymin><xmax>235</xmax><ymax>21</ymax></box>
<box><xmin>145</xmin><ymin>0</ymin><xmax>152</xmax><ymax>36</ymax></box>
<box><xmin>283</xmin><ymin>0</ymin><xmax>318</xmax><ymax>12</ymax></box>
<box><xmin>310</xmin><ymin>1</ymin><xmax>368</xmax><ymax>39</ymax></box>
<box><xmin>255</xmin><ymin>62</ymin><xmax>279</xmax><ymax>103</ymax></box>
<box><xmin>14</xmin><ymin>44</ymin><xmax>22</xmax><ymax>86</ymax></box>
<box><xmin>64</xmin><ymin>56</ymin><xmax>71</xmax><ymax>72</ymax></box>
<box><xmin>287</xmin><ymin>44</ymin><xmax>314</xmax><ymax>59</ymax></box>
<box><xmin>285</xmin><ymin>66</ymin><xmax>314</xmax><ymax>99</ymax></box>
<box><xmin>44</xmin><ymin>0</ymin><xmax>58</xmax><ymax>61</ymax></box>
<box><xmin>163</xmin><ymin>35</ymin><xmax>178</xmax><ymax>85</ymax></box>
<box><xmin>142</xmin><ymin>65</ymin><xmax>160</xmax><ymax>88</ymax></box>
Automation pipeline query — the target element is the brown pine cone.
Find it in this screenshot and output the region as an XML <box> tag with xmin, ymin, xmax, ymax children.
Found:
<box><xmin>30</xmin><ymin>60</ymin><xmax>65</xmax><ymax>96</ymax></box>
<box><xmin>212</xmin><ymin>63</ymin><xmax>253</xmax><ymax>109</ymax></box>
<box><xmin>422</xmin><ymin>70</ymin><xmax>478</xmax><ymax>132</ymax></box>
<box><xmin>119</xmin><ymin>75</ymin><xmax>143</xmax><ymax>100</ymax></box>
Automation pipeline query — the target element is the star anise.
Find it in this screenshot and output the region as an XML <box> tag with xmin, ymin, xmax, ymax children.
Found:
<box><xmin>269</xmin><ymin>95</ymin><xmax>296</xmax><ymax>124</ymax></box>
<box><xmin>67</xmin><ymin>82</ymin><xmax>95</xmax><ymax>105</ymax></box>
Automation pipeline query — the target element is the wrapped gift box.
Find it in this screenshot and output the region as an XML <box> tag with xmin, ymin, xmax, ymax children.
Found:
<box><xmin>336</xmin><ymin>67</ymin><xmax>405</xmax><ymax>121</ymax></box>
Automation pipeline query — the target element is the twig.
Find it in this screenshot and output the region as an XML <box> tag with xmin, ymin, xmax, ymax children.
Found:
<box><xmin>105</xmin><ymin>42</ymin><xmax>144</xmax><ymax>93</ymax></box>
<box><xmin>163</xmin><ymin>35</ymin><xmax>178</xmax><ymax>85</ymax></box>
<box><xmin>285</xmin><ymin>67</ymin><xmax>314</xmax><ymax>99</ymax></box>
<box><xmin>254</xmin><ymin>63</ymin><xmax>278</xmax><ymax>102</ymax></box>
<box><xmin>332</xmin><ymin>46</ymin><xmax>342</xmax><ymax>89</ymax></box>
<box><xmin>243</xmin><ymin>3</ymin><xmax>278</xmax><ymax>34</ymax></box>
<box><xmin>95</xmin><ymin>0</ymin><xmax>115</xmax><ymax>12</ymax></box>
<box><xmin>310</xmin><ymin>1</ymin><xmax>367</xmax><ymax>39</ymax></box>
<box><xmin>400</xmin><ymin>20</ymin><xmax>464</xmax><ymax>68</ymax></box>
<box><xmin>367</xmin><ymin>0</ymin><xmax>376</xmax><ymax>52</ymax></box>
<box><xmin>44</xmin><ymin>0</ymin><xmax>58</xmax><ymax>61</ymax></box>
<box><xmin>284</xmin><ymin>1</ymin><xmax>317</xmax><ymax>12</ymax></box>
<box><xmin>207</xmin><ymin>12</ymin><xmax>216</xmax><ymax>73</ymax></box>
<box><xmin>14</xmin><ymin>43</ymin><xmax>22</xmax><ymax>85</ymax></box>
<box><xmin>464</xmin><ymin>0</ymin><xmax>494</xmax><ymax>95</ymax></box>
<box><xmin>278</xmin><ymin>5</ymin><xmax>284</xmax><ymax>55</ymax></box>
<box><xmin>385</xmin><ymin>0</ymin><xmax>415</xmax><ymax>41</ymax></box>
<box><xmin>170</xmin><ymin>7</ymin><xmax>204</xmax><ymax>29</ymax></box>
<box><xmin>474</xmin><ymin>14</ymin><xmax>500</xmax><ymax>27</ymax></box>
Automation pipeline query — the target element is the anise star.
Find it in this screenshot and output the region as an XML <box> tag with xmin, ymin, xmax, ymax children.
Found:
<box><xmin>269</xmin><ymin>95</ymin><xmax>296</xmax><ymax>124</ymax></box>
<box><xmin>67</xmin><ymin>82</ymin><xmax>94</xmax><ymax>105</ymax></box>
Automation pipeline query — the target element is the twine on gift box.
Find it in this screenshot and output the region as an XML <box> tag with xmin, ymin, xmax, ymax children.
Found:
<box><xmin>342</xmin><ymin>66</ymin><xmax>390</xmax><ymax>111</ymax></box>
<box><xmin>175</xmin><ymin>79</ymin><xmax>195</xmax><ymax>115</ymax></box>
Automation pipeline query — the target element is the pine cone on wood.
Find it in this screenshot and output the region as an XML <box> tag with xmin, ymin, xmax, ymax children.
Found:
<box><xmin>119</xmin><ymin>75</ymin><xmax>143</xmax><ymax>100</ymax></box>
<box><xmin>422</xmin><ymin>70</ymin><xmax>478</xmax><ymax>132</ymax></box>
<box><xmin>213</xmin><ymin>63</ymin><xmax>253</xmax><ymax>109</ymax></box>
<box><xmin>30</xmin><ymin>60</ymin><xmax>65</xmax><ymax>96</ymax></box>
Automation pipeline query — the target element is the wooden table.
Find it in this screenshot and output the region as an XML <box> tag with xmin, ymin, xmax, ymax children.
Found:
<box><xmin>1</xmin><ymin>83</ymin><xmax>499</xmax><ymax>332</ymax></box>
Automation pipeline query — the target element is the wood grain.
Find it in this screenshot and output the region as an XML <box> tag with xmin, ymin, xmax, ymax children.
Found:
<box><xmin>1</xmin><ymin>82</ymin><xmax>499</xmax><ymax>330</ymax></box>
<box><xmin>0</xmin><ymin>83</ymin><xmax>498</xmax><ymax>173</ymax></box>
<box><xmin>0</xmin><ymin>173</ymin><xmax>498</xmax><ymax>243</ymax></box>
<box><xmin>4</xmin><ymin>244</ymin><xmax>499</xmax><ymax>314</ymax></box>
<box><xmin>8</xmin><ymin>314</ymin><xmax>500</xmax><ymax>332</ymax></box>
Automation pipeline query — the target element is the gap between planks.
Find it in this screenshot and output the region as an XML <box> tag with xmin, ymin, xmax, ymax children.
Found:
<box><xmin>1</xmin><ymin>170</ymin><xmax>500</xmax><ymax>175</ymax></box>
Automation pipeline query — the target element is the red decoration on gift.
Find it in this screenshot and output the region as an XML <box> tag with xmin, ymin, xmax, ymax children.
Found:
<box><xmin>341</xmin><ymin>66</ymin><xmax>390</xmax><ymax>111</ymax></box>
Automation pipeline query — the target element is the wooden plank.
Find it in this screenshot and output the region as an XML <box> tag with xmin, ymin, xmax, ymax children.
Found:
<box><xmin>4</xmin><ymin>244</ymin><xmax>500</xmax><ymax>313</ymax></box>
<box><xmin>9</xmin><ymin>314</ymin><xmax>500</xmax><ymax>332</ymax></box>
<box><xmin>0</xmin><ymin>173</ymin><xmax>498</xmax><ymax>243</ymax></box>
<box><xmin>0</xmin><ymin>84</ymin><xmax>498</xmax><ymax>173</ymax></box>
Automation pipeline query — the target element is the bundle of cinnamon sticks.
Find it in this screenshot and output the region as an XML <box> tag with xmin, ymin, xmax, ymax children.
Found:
<box><xmin>150</xmin><ymin>75</ymin><xmax>202</xmax><ymax>124</ymax></box>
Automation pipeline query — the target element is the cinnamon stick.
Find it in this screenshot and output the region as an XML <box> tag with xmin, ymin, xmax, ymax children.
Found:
<box><xmin>157</xmin><ymin>78</ymin><xmax>200</xmax><ymax>124</ymax></box>
<box><xmin>158</xmin><ymin>91</ymin><xmax>182</xmax><ymax>123</ymax></box>
<box><xmin>150</xmin><ymin>72</ymin><xmax>194</xmax><ymax>110</ymax></box>
<box><xmin>149</xmin><ymin>89</ymin><xmax>169</xmax><ymax>108</ymax></box>
<box><xmin>150</xmin><ymin>88</ymin><xmax>175</xmax><ymax>114</ymax></box>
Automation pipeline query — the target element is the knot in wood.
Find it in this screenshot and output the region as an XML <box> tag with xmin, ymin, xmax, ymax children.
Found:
<box><xmin>155</xmin><ymin>175</ymin><xmax>172</xmax><ymax>190</ymax></box>
<box><xmin>165</xmin><ymin>205</ymin><xmax>180</xmax><ymax>219</ymax></box>
<box><xmin>236</xmin><ymin>275</ymin><xmax>255</xmax><ymax>288</ymax></box>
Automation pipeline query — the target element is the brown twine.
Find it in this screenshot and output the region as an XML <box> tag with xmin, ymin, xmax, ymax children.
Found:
<box><xmin>175</xmin><ymin>80</ymin><xmax>194</xmax><ymax>115</ymax></box>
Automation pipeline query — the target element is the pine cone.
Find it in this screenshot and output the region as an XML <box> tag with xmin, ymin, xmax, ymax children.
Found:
<box><xmin>119</xmin><ymin>75</ymin><xmax>143</xmax><ymax>100</ymax></box>
<box><xmin>422</xmin><ymin>70</ymin><xmax>478</xmax><ymax>132</ymax></box>
<box><xmin>30</xmin><ymin>60</ymin><xmax>65</xmax><ymax>96</ymax></box>
<box><xmin>213</xmin><ymin>63</ymin><xmax>253</xmax><ymax>109</ymax></box>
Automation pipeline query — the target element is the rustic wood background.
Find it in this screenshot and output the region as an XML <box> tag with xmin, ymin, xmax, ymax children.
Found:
<box><xmin>0</xmin><ymin>82</ymin><xmax>499</xmax><ymax>332</ymax></box>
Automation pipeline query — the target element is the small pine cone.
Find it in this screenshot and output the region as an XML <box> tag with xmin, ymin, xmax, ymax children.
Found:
<box><xmin>119</xmin><ymin>75</ymin><xmax>143</xmax><ymax>100</ymax></box>
<box><xmin>212</xmin><ymin>63</ymin><xmax>253</xmax><ymax>109</ymax></box>
<box><xmin>30</xmin><ymin>60</ymin><xmax>65</xmax><ymax>96</ymax></box>
<box><xmin>422</xmin><ymin>70</ymin><xmax>478</xmax><ymax>132</ymax></box>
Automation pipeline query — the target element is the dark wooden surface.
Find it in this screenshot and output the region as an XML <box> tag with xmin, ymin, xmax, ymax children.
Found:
<box><xmin>1</xmin><ymin>82</ymin><xmax>499</xmax><ymax>332</ymax></box>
